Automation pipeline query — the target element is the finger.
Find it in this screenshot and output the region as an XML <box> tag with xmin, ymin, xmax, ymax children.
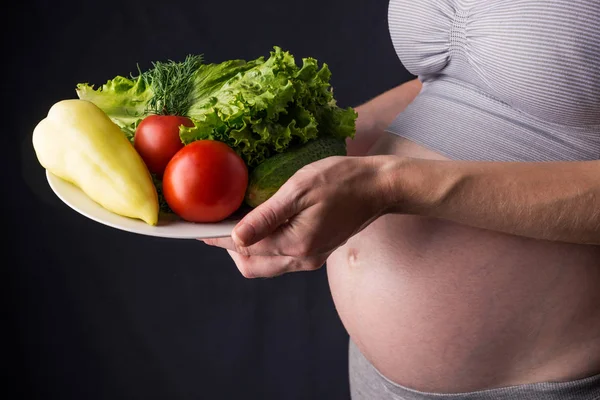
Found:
<box><xmin>204</xmin><ymin>225</ymin><xmax>310</xmax><ymax>257</ymax></box>
<box><xmin>226</xmin><ymin>250</ymin><xmax>328</xmax><ymax>279</ymax></box>
<box><xmin>226</xmin><ymin>250</ymin><xmax>293</xmax><ymax>279</ymax></box>
<box><xmin>201</xmin><ymin>237</ymin><xmax>237</xmax><ymax>250</ymax></box>
<box><xmin>203</xmin><ymin>237</ymin><xmax>276</xmax><ymax>256</ymax></box>
<box><xmin>202</xmin><ymin>207</ymin><xmax>316</xmax><ymax>257</ymax></box>
<box><xmin>232</xmin><ymin>183</ymin><xmax>305</xmax><ymax>247</ymax></box>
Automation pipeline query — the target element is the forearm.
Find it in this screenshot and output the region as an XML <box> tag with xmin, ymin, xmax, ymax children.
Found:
<box><xmin>378</xmin><ymin>156</ymin><xmax>600</xmax><ymax>245</ymax></box>
<box><xmin>347</xmin><ymin>78</ymin><xmax>422</xmax><ymax>156</ymax></box>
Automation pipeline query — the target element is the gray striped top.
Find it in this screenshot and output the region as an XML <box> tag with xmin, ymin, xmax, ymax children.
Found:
<box><xmin>386</xmin><ymin>0</ymin><xmax>600</xmax><ymax>162</ymax></box>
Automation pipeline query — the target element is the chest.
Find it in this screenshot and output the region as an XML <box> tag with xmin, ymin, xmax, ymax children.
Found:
<box><xmin>388</xmin><ymin>0</ymin><xmax>600</xmax><ymax>127</ymax></box>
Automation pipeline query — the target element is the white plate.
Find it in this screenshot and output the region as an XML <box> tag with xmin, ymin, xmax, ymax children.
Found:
<box><xmin>46</xmin><ymin>171</ymin><xmax>242</xmax><ymax>239</ymax></box>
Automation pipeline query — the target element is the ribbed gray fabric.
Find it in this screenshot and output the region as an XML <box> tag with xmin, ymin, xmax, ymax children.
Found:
<box><xmin>349</xmin><ymin>340</ymin><xmax>600</xmax><ymax>400</ymax></box>
<box><xmin>386</xmin><ymin>0</ymin><xmax>600</xmax><ymax>162</ymax></box>
<box><xmin>349</xmin><ymin>1</ymin><xmax>600</xmax><ymax>399</ymax></box>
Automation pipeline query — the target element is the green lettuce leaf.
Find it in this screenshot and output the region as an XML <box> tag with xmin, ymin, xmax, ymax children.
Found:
<box><xmin>76</xmin><ymin>46</ymin><xmax>357</xmax><ymax>167</ymax></box>
<box><xmin>180</xmin><ymin>47</ymin><xmax>356</xmax><ymax>166</ymax></box>
<box><xmin>76</xmin><ymin>75</ymin><xmax>153</xmax><ymax>142</ymax></box>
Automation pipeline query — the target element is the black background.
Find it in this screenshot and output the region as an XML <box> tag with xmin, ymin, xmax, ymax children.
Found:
<box><xmin>6</xmin><ymin>0</ymin><xmax>413</xmax><ymax>399</ymax></box>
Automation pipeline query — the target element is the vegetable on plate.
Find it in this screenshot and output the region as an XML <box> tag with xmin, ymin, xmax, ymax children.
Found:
<box><xmin>162</xmin><ymin>140</ymin><xmax>248</xmax><ymax>223</ymax></box>
<box><xmin>33</xmin><ymin>47</ymin><xmax>357</xmax><ymax>226</ymax></box>
<box><xmin>76</xmin><ymin>47</ymin><xmax>356</xmax><ymax>169</ymax></box>
<box><xmin>32</xmin><ymin>99</ymin><xmax>159</xmax><ymax>225</ymax></box>
<box><xmin>245</xmin><ymin>135</ymin><xmax>347</xmax><ymax>208</ymax></box>
<box><xmin>134</xmin><ymin>115</ymin><xmax>194</xmax><ymax>177</ymax></box>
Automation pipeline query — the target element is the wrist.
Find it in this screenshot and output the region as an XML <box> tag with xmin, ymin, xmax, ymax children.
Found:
<box><xmin>372</xmin><ymin>155</ymin><xmax>457</xmax><ymax>217</ymax></box>
<box><xmin>364</xmin><ymin>155</ymin><xmax>408</xmax><ymax>217</ymax></box>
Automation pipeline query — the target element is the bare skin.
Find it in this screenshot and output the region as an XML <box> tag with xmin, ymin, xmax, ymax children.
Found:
<box><xmin>329</xmin><ymin>134</ymin><xmax>600</xmax><ymax>392</ymax></box>
<box><xmin>204</xmin><ymin>79</ymin><xmax>600</xmax><ymax>393</ymax></box>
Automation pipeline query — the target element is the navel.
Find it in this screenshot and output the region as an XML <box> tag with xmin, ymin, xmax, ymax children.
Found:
<box><xmin>348</xmin><ymin>248</ymin><xmax>359</xmax><ymax>266</ymax></box>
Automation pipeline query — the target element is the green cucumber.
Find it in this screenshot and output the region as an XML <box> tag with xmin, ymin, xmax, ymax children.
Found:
<box><xmin>245</xmin><ymin>136</ymin><xmax>347</xmax><ymax>207</ymax></box>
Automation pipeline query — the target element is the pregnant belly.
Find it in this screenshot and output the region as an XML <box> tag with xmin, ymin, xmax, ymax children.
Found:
<box><xmin>326</xmin><ymin>134</ymin><xmax>600</xmax><ymax>393</ymax></box>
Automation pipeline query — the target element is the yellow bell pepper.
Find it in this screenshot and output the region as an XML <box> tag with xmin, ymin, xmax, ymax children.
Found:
<box><xmin>33</xmin><ymin>99</ymin><xmax>159</xmax><ymax>226</ymax></box>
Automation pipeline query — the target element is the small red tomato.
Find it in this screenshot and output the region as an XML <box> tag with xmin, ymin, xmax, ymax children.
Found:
<box><xmin>134</xmin><ymin>115</ymin><xmax>194</xmax><ymax>177</ymax></box>
<box><xmin>162</xmin><ymin>140</ymin><xmax>248</xmax><ymax>223</ymax></box>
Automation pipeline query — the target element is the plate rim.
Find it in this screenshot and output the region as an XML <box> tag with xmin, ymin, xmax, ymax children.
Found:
<box><xmin>46</xmin><ymin>170</ymin><xmax>239</xmax><ymax>239</ymax></box>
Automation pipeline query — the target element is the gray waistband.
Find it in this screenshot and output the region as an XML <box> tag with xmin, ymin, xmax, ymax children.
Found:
<box><xmin>348</xmin><ymin>339</ymin><xmax>600</xmax><ymax>400</ymax></box>
<box><xmin>385</xmin><ymin>79</ymin><xmax>600</xmax><ymax>163</ymax></box>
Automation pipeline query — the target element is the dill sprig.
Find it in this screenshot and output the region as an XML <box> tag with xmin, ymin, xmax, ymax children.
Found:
<box><xmin>141</xmin><ymin>54</ymin><xmax>204</xmax><ymax>116</ymax></box>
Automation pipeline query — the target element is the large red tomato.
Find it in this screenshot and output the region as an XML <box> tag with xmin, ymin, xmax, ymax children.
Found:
<box><xmin>162</xmin><ymin>140</ymin><xmax>248</xmax><ymax>223</ymax></box>
<box><xmin>134</xmin><ymin>115</ymin><xmax>194</xmax><ymax>177</ymax></box>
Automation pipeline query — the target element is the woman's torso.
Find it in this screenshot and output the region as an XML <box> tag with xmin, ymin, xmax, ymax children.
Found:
<box><xmin>327</xmin><ymin>0</ymin><xmax>600</xmax><ymax>393</ymax></box>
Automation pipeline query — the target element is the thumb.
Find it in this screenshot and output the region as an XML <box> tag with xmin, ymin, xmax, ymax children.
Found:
<box><xmin>232</xmin><ymin>193</ymin><xmax>300</xmax><ymax>247</ymax></box>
